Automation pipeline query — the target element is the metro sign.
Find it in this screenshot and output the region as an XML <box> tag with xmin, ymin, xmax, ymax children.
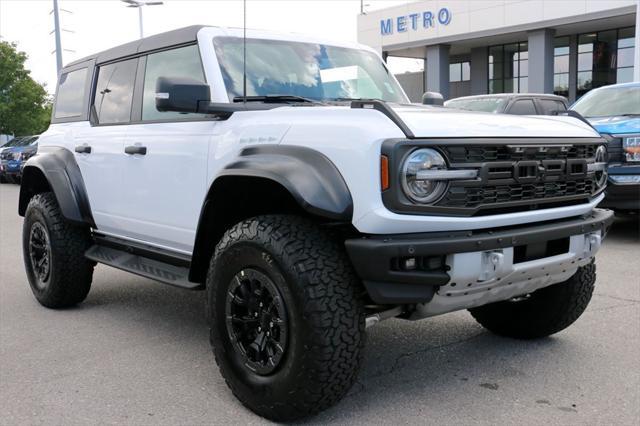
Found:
<box><xmin>380</xmin><ymin>7</ymin><xmax>452</xmax><ymax>36</ymax></box>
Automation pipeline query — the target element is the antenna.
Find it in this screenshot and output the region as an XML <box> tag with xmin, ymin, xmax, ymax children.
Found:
<box><xmin>243</xmin><ymin>0</ymin><xmax>247</xmax><ymax>104</ymax></box>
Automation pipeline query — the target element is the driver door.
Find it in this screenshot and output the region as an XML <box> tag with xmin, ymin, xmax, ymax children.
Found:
<box><xmin>117</xmin><ymin>45</ymin><xmax>214</xmax><ymax>254</ymax></box>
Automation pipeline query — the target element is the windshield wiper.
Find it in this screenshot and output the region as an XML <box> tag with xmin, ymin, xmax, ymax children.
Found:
<box><xmin>233</xmin><ymin>95</ymin><xmax>322</xmax><ymax>104</ymax></box>
<box><xmin>328</xmin><ymin>97</ymin><xmax>383</xmax><ymax>102</ymax></box>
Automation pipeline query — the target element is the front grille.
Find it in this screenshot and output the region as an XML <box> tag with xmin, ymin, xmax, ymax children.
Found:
<box><xmin>442</xmin><ymin>144</ymin><xmax>598</xmax><ymax>163</ymax></box>
<box><xmin>606</xmin><ymin>138</ymin><xmax>624</xmax><ymax>163</ymax></box>
<box><xmin>381</xmin><ymin>138</ymin><xmax>606</xmax><ymax>217</ymax></box>
<box><xmin>433</xmin><ymin>143</ymin><xmax>602</xmax><ymax>214</ymax></box>
<box><xmin>441</xmin><ymin>179</ymin><xmax>596</xmax><ymax>208</ymax></box>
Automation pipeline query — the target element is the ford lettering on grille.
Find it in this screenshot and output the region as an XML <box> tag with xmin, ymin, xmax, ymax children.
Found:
<box><xmin>480</xmin><ymin>159</ymin><xmax>588</xmax><ymax>184</ymax></box>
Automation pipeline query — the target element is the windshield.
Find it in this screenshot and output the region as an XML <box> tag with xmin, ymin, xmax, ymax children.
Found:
<box><xmin>213</xmin><ymin>37</ymin><xmax>407</xmax><ymax>103</ymax></box>
<box><xmin>571</xmin><ymin>85</ymin><xmax>640</xmax><ymax>117</ymax></box>
<box><xmin>444</xmin><ymin>98</ymin><xmax>506</xmax><ymax>113</ymax></box>
<box><xmin>3</xmin><ymin>137</ymin><xmax>31</xmax><ymax>147</ymax></box>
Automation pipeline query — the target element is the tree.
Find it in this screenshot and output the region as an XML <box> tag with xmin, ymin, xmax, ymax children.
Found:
<box><xmin>0</xmin><ymin>41</ymin><xmax>52</xmax><ymax>136</ymax></box>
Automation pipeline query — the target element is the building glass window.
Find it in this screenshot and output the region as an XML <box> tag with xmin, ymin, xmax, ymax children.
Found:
<box><xmin>577</xmin><ymin>27</ymin><xmax>635</xmax><ymax>98</ymax></box>
<box><xmin>449</xmin><ymin>61</ymin><xmax>470</xmax><ymax>82</ymax></box>
<box><xmin>553</xmin><ymin>37</ymin><xmax>570</xmax><ymax>98</ymax></box>
<box><xmin>488</xmin><ymin>42</ymin><xmax>528</xmax><ymax>94</ymax></box>
<box><xmin>617</xmin><ymin>27</ymin><xmax>635</xmax><ymax>84</ymax></box>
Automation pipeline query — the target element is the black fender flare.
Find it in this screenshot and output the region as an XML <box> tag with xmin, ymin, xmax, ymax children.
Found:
<box><xmin>19</xmin><ymin>147</ymin><xmax>95</xmax><ymax>227</ymax></box>
<box><xmin>219</xmin><ymin>145</ymin><xmax>353</xmax><ymax>220</ymax></box>
<box><xmin>188</xmin><ymin>145</ymin><xmax>353</xmax><ymax>283</ymax></box>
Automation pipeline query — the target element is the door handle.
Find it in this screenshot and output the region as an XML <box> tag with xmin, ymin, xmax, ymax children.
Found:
<box><xmin>75</xmin><ymin>145</ymin><xmax>91</xmax><ymax>154</ymax></box>
<box><xmin>124</xmin><ymin>145</ymin><xmax>147</xmax><ymax>155</ymax></box>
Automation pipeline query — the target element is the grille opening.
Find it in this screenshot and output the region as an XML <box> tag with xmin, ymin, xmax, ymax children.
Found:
<box><xmin>391</xmin><ymin>255</ymin><xmax>447</xmax><ymax>272</ymax></box>
<box><xmin>570</xmin><ymin>163</ymin><xmax>585</xmax><ymax>174</ymax></box>
<box><xmin>518</xmin><ymin>164</ymin><xmax>537</xmax><ymax>178</ymax></box>
<box><xmin>488</xmin><ymin>166</ymin><xmax>512</xmax><ymax>179</ymax></box>
<box><xmin>513</xmin><ymin>237</ymin><xmax>570</xmax><ymax>263</ymax></box>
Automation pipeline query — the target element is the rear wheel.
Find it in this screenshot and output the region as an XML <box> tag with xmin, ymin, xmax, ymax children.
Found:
<box><xmin>207</xmin><ymin>215</ymin><xmax>365</xmax><ymax>421</ymax></box>
<box><xmin>469</xmin><ymin>262</ymin><xmax>596</xmax><ymax>339</ymax></box>
<box><xmin>23</xmin><ymin>192</ymin><xmax>94</xmax><ymax>308</ymax></box>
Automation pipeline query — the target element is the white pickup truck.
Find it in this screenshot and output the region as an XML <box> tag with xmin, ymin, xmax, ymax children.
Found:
<box><xmin>19</xmin><ymin>26</ymin><xmax>613</xmax><ymax>421</ymax></box>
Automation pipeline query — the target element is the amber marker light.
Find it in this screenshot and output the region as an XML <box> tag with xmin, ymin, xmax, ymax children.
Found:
<box><xmin>380</xmin><ymin>155</ymin><xmax>390</xmax><ymax>191</ymax></box>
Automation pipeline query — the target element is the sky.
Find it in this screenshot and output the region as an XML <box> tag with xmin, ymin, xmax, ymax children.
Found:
<box><xmin>0</xmin><ymin>0</ymin><xmax>419</xmax><ymax>95</ymax></box>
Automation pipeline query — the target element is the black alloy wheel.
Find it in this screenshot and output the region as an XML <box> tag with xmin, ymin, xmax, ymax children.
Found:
<box><xmin>28</xmin><ymin>221</ymin><xmax>52</xmax><ymax>287</ymax></box>
<box><xmin>225</xmin><ymin>268</ymin><xmax>288</xmax><ymax>375</ymax></box>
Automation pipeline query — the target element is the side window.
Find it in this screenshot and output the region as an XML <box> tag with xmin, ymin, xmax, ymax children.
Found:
<box><xmin>54</xmin><ymin>68</ymin><xmax>88</xmax><ymax>119</ymax></box>
<box><xmin>93</xmin><ymin>59</ymin><xmax>138</xmax><ymax>124</ymax></box>
<box><xmin>508</xmin><ymin>99</ymin><xmax>537</xmax><ymax>115</ymax></box>
<box><xmin>539</xmin><ymin>99</ymin><xmax>567</xmax><ymax>115</ymax></box>
<box><xmin>142</xmin><ymin>45</ymin><xmax>205</xmax><ymax>121</ymax></box>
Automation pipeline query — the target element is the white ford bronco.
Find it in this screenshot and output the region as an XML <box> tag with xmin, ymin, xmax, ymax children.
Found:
<box><xmin>20</xmin><ymin>26</ymin><xmax>614</xmax><ymax>421</ymax></box>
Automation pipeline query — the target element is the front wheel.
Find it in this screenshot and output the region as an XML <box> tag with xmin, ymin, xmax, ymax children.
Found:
<box><xmin>469</xmin><ymin>262</ymin><xmax>596</xmax><ymax>339</ymax></box>
<box><xmin>23</xmin><ymin>192</ymin><xmax>94</xmax><ymax>308</ymax></box>
<box><xmin>207</xmin><ymin>215</ymin><xmax>365</xmax><ymax>421</ymax></box>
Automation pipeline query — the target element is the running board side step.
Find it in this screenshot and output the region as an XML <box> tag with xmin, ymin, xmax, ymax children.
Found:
<box><xmin>85</xmin><ymin>245</ymin><xmax>203</xmax><ymax>290</ymax></box>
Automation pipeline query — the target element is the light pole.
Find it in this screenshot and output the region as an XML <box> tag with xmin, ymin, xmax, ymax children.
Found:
<box><xmin>121</xmin><ymin>0</ymin><xmax>163</xmax><ymax>39</ymax></box>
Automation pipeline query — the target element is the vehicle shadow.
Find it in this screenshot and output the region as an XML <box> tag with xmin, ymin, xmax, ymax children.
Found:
<box><xmin>305</xmin><ymin>317</ymin><xmax>573</xmax><ymax>424</ymax></box>
<box><xmin>607</xmin><ymin>213</ymin><xmax>639</xmax><ymax>243</ymax></box>
<box><xmin>77</xmin><ymin>271</ymin><xmax>576</xmax><ymax>424</ymax></box>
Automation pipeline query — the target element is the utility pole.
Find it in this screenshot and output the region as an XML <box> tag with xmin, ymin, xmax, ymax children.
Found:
<box><xmin>52</xmin><ymin>0</ymin><xmax>62</xmax><ymax>74</ymax></box>
<box><xmin>360</xmin><ymin>0</ymin><xmax>368</xmax><ymax>15</ymax></box>
<box><xmin>634</xmin><ymin>0</ymin><xmax>639</xmax><ymax>81</ymax></box>
<box><xmin>121</xmin><ymin>0</ymin><xmax>164</xmax><ymax>39</ymax></box>
<box><xmin>51</xmin><ymin>0</ymin><xmax>74</xmax><ymax>75</ymax></box>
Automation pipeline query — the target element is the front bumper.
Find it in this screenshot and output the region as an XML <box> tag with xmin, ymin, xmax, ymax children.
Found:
<box><xmin>600</xmin><ymin>165</ymin><xmax>640</xmax><ymax>210</ymax></box>
<box><xmin>0</xmin><ymin>160</ymin><xmax>21</xmax><ymax>175</ymax></box>
<box><xmin>345</xmin><ymin>208</ymin><xmax>614</xmax><ymax>306</ymax></box>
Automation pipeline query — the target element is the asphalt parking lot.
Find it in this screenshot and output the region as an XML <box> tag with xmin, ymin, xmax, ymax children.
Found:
<box><xmin>1</xmin><ymin>182</ymin><xmax>639</xmax><ymax>425</ymax></box>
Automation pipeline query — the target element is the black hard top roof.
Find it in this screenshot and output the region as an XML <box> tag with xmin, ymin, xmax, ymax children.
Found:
<box><xmin>65</xmin><ymin>25</ymin><xmax>206</xmax><ymax>68</ymax></box>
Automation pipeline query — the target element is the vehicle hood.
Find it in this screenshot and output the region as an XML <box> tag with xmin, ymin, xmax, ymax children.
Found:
<box><xmin>391</xmin><ymin>105</ymin><xmax>600</xmax><ymax>138</ymax></box>
<box><xmin>584</xmin><ymin>115</ymin><xmax>640</xmax><ymax>135</ymax></box>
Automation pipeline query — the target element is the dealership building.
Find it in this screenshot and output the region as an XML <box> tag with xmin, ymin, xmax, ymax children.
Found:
<box><xmin>357</xmin><ymin>0</ymin><xmax>639</xmax><ymax>102</ymax></box>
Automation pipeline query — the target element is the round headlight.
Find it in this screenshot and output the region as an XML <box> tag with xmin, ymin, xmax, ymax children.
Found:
<box><xmin>595</xmin><ymin>145</ymin><xmax>607</xmax><ymax>188</ymax></box>
<box><xmin>401</xmin><ymin>148</ymin><xmax>448</xmax><ymax>204</ymax></box>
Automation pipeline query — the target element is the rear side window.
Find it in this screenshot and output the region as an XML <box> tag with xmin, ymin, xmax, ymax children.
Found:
<box><xmin>54</xmin><ymin>68</ymin><xmax>88</xmax><ymax>119</ymax></box>
<box><xmin>142</xmin><ymin>45</ymin><xmax>205</xmax><ymax>121</ymax></box>
<box><xmin>508</xmin><ymin>99</ymin><xmax>537</xmax><ymax>115</ymax></box>
<box><xmin>539</xmin><ymin>99</ymin><xmax>567</xmax><ymax>115</ymax></box>
<box><xmin>93</xmin><ymin>59</ymin><xmax>138</xmax><ymax>124</ymax></box>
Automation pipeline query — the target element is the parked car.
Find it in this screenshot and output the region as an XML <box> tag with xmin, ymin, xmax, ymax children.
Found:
<box><xmin>571</xmin><ymin>82</ymin><xmax>639</xmax><ymax>212</ymax></box>
<box><xmin>444</xmin><ymin>93</ymin><xmax>568</xmax><ymax>115</ymax></box>
<box><xmin>19</xmin><ymin>142</ymin><xmax>39</xmax><ymax>176</ymax></box>
<box><xmin>0</xmin><ymin>135</ymin><xmax>38</xmax><ymax>183</ymax></box>
<box><xmin>19</xmin><ymin>26</ymin><xmax>613</xmax><ymax>421</ymax></box>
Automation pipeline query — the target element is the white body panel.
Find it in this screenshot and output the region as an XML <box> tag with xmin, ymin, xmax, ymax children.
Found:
<box><xmin>118</xmin><ymin>121</ymin><xmax>214</xmax><ymax>253</ymax></box>
<box><xmin>37</xmin><ymin>26</ymin><xmax>604</xmax><ymax>253</ymax></box>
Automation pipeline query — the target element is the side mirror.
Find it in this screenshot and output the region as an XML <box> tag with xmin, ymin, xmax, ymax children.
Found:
<box><xmin>422</xmin><ymin>91</ymin><xmax>444</xmax><ymax>106</ymax></box>
<box><xmin>155</xmin><ymin>76</ymin><xmax>211</xmax><ymax>113</ymax></box>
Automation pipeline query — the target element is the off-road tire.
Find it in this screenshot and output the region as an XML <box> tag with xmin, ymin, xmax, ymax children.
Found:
<box><xmin>23</xmin><ymin>192</ymin><xmax>94</xmax><ymax>308</ymax></box>
<box><xmin>469</xmin><ymin>262</ymin><xmax>596</xmax><ymax>339</ymax></box>
<box><xmin>207</xmin><ymin>215</ymin><xmax>365</xmax><ymax>421</ymax></box>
